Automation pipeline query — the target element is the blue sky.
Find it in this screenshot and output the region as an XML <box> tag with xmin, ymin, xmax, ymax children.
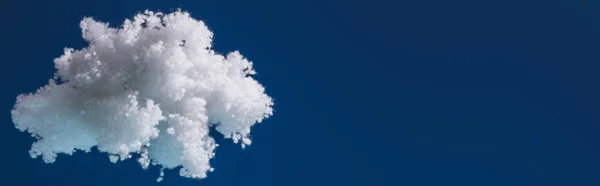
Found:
<box><xmin>0</xmin><ymin>0</ymin><xmax>599</xmax><ymax>185</ymax></box>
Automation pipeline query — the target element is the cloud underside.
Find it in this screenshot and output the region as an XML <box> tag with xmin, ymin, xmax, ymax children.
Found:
<box><xmin>11</xmin><ymin>10</ymin><xmax>273</xmax><ymax>181</ymax></box>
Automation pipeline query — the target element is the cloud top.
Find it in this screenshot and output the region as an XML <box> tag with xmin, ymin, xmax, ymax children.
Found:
<box><xmin>11</xmin><ymin>10</ymin><xmax>273</xmax><ymax>181</ymax></box>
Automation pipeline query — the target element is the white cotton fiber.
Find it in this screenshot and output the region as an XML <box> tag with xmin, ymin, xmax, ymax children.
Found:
<box><xmin>11</xmin><ymin>10</ymin><xmax>273</xmax><ymax>180</ymax></box>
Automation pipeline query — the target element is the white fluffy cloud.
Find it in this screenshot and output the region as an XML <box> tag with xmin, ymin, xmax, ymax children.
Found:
<box><xmin>11</xmin><ymin>10</ymin><xmax>273</xmax><ymax>181</ymax></box>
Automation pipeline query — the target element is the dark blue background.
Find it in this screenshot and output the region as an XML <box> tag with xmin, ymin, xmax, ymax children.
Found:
<box><xmin>1</xmin><ymin>0</ymin><xmax>599</xmax><ymax>185</ymax></box>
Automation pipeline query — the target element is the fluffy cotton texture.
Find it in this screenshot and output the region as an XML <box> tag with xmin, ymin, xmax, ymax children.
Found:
<box><xmin>11</xmin><ymin>10</ymin><xmax>273</xmax><ymax>181</ymax></box>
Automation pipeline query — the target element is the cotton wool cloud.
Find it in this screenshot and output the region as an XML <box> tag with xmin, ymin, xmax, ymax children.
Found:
<box><xmin>11</xmin><ymin>10</ymin><xmax>274</xmax><ymax>181</ymax></box>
